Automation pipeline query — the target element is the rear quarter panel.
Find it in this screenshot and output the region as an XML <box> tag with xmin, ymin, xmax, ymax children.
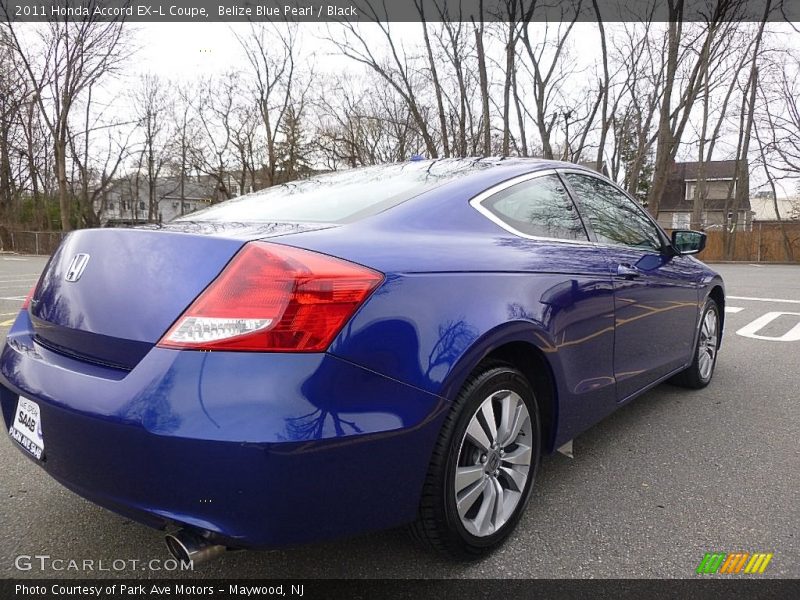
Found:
<box><xmin>287</xmin><ymin>205</ymin><xmax>619</xmax><ymax>451</ymax></box>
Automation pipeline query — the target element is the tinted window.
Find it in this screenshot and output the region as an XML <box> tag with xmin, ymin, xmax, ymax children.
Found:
<box><xmin>564</xmin><ymin>173</ymin><xmax>662</xmax><ymax>250</ymax></box>
<box><xmin>178</xmin><ymin>160</ymin><xmax>491</xmax><ymax>224</ymax></box>
<box><xmin>482</xmin><ymin>174</ymin><xmax>587</xmax><ymax>241</ymax></box>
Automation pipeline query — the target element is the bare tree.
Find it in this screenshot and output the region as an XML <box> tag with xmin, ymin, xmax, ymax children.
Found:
<box><xmin>67</xmin><ymin>85</ymin><xmax>133</xmax><ymax>227</ymax></box>
<box><xmin>0</xmin><ymin>33</ymin><xmax>25</xmax><ymax>216</ymax></box>
<box><xmin>416</xmin><ymin>0</ymin><xmax>449</xmax><ymax>157</ymax></box>
<box><xmin>689</xmin><ymin>27</ymin><xmax>755</xmax><ymax>229</ymax></box>
<box><xmin>326</xmin><ymin>8</ymin><xmax>439</xmax><ymax>158</ymax></box>
<box><xmin>592</xmin><ymin>0</ymin><xmax>611</xmax><ymax>170</ymax></box>
<box><xmin>472</xmin><ymin>1</ymin><xmax>492</xmax><ymax>156</ymax></box>
<box><xmin>722</xmin><ymin>1</ymin><xmax>771</xmax><ymax>259</ymax></box>
<box><xmin>4</xmin><ymin>14</ymin><xmax>129</xmax><ymax>230</ymax></box>
<box><xmin>519</xmin><ymin>1</ymin><xmax>582</xmax><ymax>159</ymax></box>
<box><xmin>131</xmin><ymin>74</ymin><xmax>171</xmax><ymax>221</ymax></box>
<box><xmin>236</xmin><ymin>23</ymin><xmax>300</xmax><ymax>185</ymax></box>
<box><xmin>435</xmin><ymin>18</ymin><xmax>476</xmax><ymax>157</ymax></box>
<box><xmin>753</xmin><ymin>105</ymin><xmax>794</xmax><ymax>261</ymax></box>
<box><xmin>167</xmin><ymin>82</ymin><xmax>201</xmax><ymax>216</ymax></box>
<box><xmin>191</xmin><ymin>74</ymin><xmax>237</xmax><ymax>201</ymax></box>
<box><xmin>608</xmin><ymin>20</ymin><xmax>664</xmax><ymax>202</ymax></box>
<box><xmin>646</xmin><ymin>1</ymin><xmax>747</xmax><ymax>217</ymax></box>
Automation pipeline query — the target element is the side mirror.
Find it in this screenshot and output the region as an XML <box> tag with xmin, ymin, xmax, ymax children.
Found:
<box><xmin>671</xmin><ymin>230</ymin><xmax>707</xmax><ymax>255</ymax></box>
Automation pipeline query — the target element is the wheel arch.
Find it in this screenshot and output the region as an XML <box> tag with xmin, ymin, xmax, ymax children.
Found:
<box><xmin>439</xmin><ymin>322</ymin><xmax>562</xmax><ymax>454</ymax></box>
<box><xmin>707</xmin><ymin>284</ymin><xmax>725</xmax><ymax>347</ymax></box>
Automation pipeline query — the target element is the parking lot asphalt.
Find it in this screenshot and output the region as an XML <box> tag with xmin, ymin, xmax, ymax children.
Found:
<box><xmin>0</xmin><ymin>256</ymin><xmax>797</xmax><ymax>579</ymax></box>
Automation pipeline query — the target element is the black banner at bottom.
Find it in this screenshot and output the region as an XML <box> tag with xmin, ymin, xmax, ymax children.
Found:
<box><xmin>2</xmin><ymin>579</ymin><xmax>800</xmax><ymax>600</ymax></box>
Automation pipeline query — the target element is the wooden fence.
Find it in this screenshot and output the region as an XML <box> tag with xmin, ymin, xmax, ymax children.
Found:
<box><xmin>699</xmin><ymin>222</ymin><xmax>800</xmax><ymax>263</ymax></box>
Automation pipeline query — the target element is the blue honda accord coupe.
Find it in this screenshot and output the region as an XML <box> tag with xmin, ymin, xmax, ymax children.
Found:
<box><xmin>1</xmin><ymin>158</ymin><xmax>723</xmax><ymax>562</ymax></box>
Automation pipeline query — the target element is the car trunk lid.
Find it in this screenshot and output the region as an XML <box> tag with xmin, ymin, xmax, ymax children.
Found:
<box><xmin>28</xmin><ymin>223</ymin><xmax>332</xmax><ymax>370</ymax></box>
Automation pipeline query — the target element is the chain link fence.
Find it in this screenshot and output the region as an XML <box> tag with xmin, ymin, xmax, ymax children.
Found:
<box><xmin>1</xmin><ymin>231</ymin><xmax>67</xmax><ymax>255</ymax></box>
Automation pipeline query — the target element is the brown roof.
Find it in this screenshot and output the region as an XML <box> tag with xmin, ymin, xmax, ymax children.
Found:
<box><xmin>674</xmin><ymin>159</ymin><xmax>738</xmax><ymax>180</ymax></box>
<box><xmin>660</xmin><ymin>159</ymin><xmax>750</xmax><ymax>212</ymax></box>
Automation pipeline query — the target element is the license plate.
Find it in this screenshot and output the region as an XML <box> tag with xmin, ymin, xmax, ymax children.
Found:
<box><xmin>9</xmin><ymin>396</ymin><xmax>44</xmax><ymax>460</ymax></box>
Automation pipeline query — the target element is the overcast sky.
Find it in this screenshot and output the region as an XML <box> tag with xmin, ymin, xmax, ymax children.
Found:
<box><xmin>14</xmin><ymin>20</ymin><xmax>798</xmax><ymax>196</ymax></box>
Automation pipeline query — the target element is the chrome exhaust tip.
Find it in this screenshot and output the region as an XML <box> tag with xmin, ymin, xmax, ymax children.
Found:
<box><xmin>165</xmin><ymin>530</ymin><xmax>226</xmax><ymax>566</ymax></box>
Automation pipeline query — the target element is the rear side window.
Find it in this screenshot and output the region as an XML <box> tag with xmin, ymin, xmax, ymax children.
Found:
<box><xmin>178</xmin><ymin>160</ymin><xmax>491</xmax><ymax>224</ymax></box>
<box><xmin>480</xmin><ymin>174</ymin><xmax>588</xmax><ymax>241</ymax></box>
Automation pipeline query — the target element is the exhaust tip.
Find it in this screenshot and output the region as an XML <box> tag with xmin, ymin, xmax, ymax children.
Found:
<box><xmin>165</xmin><ymin>530</ymin><xmax>226</xmax><ymax>566</ymax></box>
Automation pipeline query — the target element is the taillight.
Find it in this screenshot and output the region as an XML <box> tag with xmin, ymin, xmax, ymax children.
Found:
<box><xmin>21</xmin><ymin>284</ymin><xmax>36</xmax><ymax>310</ymax></box>
<box><xmin>157</xmin><ymin>242</ymin><xmax>383</xmax><ymax>352</ymax></box>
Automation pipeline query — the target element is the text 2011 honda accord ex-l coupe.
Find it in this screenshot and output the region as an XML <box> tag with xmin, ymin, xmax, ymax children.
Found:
<box><xmin>1</xmin><ymin>158</ymin><xmax>723</xmax><ymax>563</ymax></box>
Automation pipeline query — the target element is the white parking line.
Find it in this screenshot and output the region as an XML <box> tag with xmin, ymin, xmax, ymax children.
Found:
<box><xmin>737</xmin><ymin>311</ymin><xmax>800</xmax><ymax>342</ymax></box>
<box><xmin>727</xmin><ymin>295</ymin><xmax>800</xmax><ymax>305</ymax></box>
<box><xmin>0</xmin><ymin>296</ymin><xmax>25</xmax><ymax>301</ymax></box>
<box><xmin>725</xmin><ymin>307</ymin><xmax>744</xmax><ymax>313</ymax></box>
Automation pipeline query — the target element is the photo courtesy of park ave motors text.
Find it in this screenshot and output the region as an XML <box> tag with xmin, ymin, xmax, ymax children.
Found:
<box><xmin>0</xmin><ymin>0</ymin><xmax>799</xmax><ymax>588</ymax></box>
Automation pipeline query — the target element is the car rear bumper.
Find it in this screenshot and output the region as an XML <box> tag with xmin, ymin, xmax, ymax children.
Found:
<box><xmin>0</xmin><ymin>311</ymin><xmax>445</xmax><ymax>548</ymax></box>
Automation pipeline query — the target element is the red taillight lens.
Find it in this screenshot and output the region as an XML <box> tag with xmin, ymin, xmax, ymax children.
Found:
<box><xmin>21</xmin><ymin>284</ymin><xmax>36</xmax><ymax>310</ymax></box>
<box><xmin>157</xmin><ymin>242</ymin><xmax>383</xmax><ymax>352</ymax></box>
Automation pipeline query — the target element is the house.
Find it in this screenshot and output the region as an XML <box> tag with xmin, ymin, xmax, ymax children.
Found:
<box><xmin>750</xmin><ymin>191</ymin><xmax>800</xmax><ymax>223</ymax></box>
<box><xmin>95</xmin><ymin>176</ymin><xmax>219</xmax><ymax>227</ymax></box>
<box><xmin>657</xmin><ymin>159</ymin><xmax>753</xmax><ymax>231</ymax></box>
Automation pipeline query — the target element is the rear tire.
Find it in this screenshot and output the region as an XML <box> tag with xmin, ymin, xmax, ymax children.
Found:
<box><xmin>411</xmin><ymin>364</ymin><xmax>541</xmax><ymax>559</ymax></box>
<box><xmin>671</xmin><ymin>298</ymin><xmax>720</xmax><ymax>389</ymax></box>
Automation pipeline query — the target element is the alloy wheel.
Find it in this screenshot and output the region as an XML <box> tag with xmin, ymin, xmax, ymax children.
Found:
<box><xmin>697</xmin><ymin>307</ymin><xmax>719</xmax><ymax>381</ymax></box>
<box><xmin>453</xmin><ymin>389</ymin><xmax>533</xmax><ymax>538</ymax></box>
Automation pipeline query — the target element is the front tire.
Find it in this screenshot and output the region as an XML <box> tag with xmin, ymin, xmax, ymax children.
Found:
<box><xmin>671</xmin><ymin>298</ymin><xmax>721</xmax><ymax>389</ymax></box>
<box><xmin>411</xmin><ymin>364</ymin><xmax>541</xmax><ymax>559</ymax></box>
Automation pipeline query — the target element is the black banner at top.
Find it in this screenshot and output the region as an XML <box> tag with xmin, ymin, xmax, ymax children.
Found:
<box><xmin>0</xmin><ymin>0</ymin><xmax>797</xmax><ymax>23</ymax></box>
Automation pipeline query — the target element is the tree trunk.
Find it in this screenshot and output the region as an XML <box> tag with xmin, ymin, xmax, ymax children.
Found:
<box><xmin>502</xmin><ymin>18</ymin><xmax>516</xmax><ymax>157</ymax></box>
<box><xmin>512</xmin><ymin>67</ymin><xmax>528</xmax><ymax>157</ymax></box>
<box><xmin>593</xmin><ymin>0</ymin><xmax>609</xmax><ymax>171</ymax></box>
<box><xmin>55</xmin><ymin>139</ymin><xmax>71</xmax><ymax>231</ymax></box>
<box><xmin>647</xmin><ymin>7</ymin><xmax>681</xmax><ymax>217</ymax></box>
<box><xmin>691</xmin><ymin>64</ymin><xmax>710</xmax><ymax>230</ymax></box>
<box><xmin>474</xmin><ymin>14</ymin><xmax>491</xmax><ymax>156</ymax></box>
<box><xmin>419</xmin><ymin>14</ymin><xmax>449</xmax><ymax>158</ymax></box>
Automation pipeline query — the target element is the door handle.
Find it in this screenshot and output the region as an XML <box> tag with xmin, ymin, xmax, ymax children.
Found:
<box><xmin>617</xmin><ymin>264</ymin><xmax>640</xmax><ymax>278</ymax></box>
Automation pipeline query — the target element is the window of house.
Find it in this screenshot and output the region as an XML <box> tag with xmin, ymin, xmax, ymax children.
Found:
<box><xmin>139</xmin><ymin>201</ymin><xmax>146</xmax><ymax>211</ymax></box>
<box><xmin>686</xmin><ymin>180</ymin><xmax>734</xmax><ymax>201</ymax></box>
<box><xmin>672</xmin><ymin>213</ymin><xmax>691</xmax><ymax>229</ymax></box>
<box><xmin>107</xmin><ymin>202</ymin><xmax>114</xmax><ymax>211</ymax></box>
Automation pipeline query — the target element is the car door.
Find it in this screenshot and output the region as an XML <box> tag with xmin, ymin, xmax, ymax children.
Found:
<box><xmin>472</xmin><ymin>171</ymin><xmax>619</xmax><ymax>433</ymax></box>
<box><xmin>561</xmin><ymin>171</ymin><xmax>701</xmax><ymax>402</ymax></box>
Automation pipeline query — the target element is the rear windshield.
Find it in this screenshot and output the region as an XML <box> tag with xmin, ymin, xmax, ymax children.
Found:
<box><xmin>178</xmin><ymin>160</ymin><xmax>491</xmax><ymax>224</ymax></box>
